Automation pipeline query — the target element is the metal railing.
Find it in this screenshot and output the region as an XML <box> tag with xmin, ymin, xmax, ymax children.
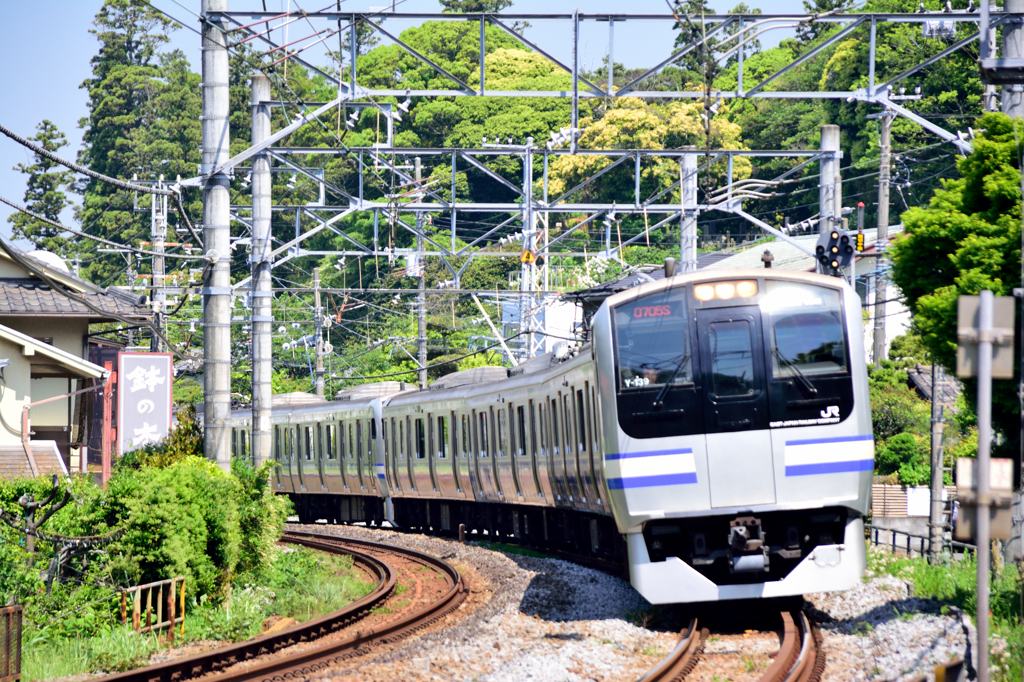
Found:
<box><xmin>121</xmin><ymin>577</ymin><xmax>185</xmax><ymax>641</ymax></box>
<box><xmin>868</xmin><ymin>524</ymin><xmax>976</xmax><ymax>557</ymax></box>
<box><xmin>0</xmin><ymin>606</ymin><xmax>22</xmax><ymax>682</ymax></box>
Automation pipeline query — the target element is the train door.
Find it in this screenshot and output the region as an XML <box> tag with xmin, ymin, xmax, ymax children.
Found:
<box><xmin>589</xmin><ymin>386</ymin><xmax>607</xmax><ymax>510</ymax></box>
<box><xmin>696</xmin><ymin>305</ymin><xmax>776</xmax><ymax>508</ymax></box>
<box><xmin>389</xmin><ymin>418</ymin><xmax>403</xmax><ymax>494</ymax></box>
<box><xmin>367</xmin><ymin>418</ymin><xmax>378</xmax><ymax>492</ymax></box>
<box><xmin>515</xmin><ymin>404</ymin><xmax>538</xmax><ymax>500</ymax></box>
<box><xmin>563</xmin><ymin>395</ymin><xmax>583</xmax><ymax>503</ymax></box>
<box><xmin>413</xmin><ymin>417</ymin><xmax>431</xmax><ymax>493</ymax></box>
<box><xmin>549</xmin><ymin>398</ymin><xmax>568</xmax><ymax>503</ymax></box>
<box><xmin>452</xmin><ymin>412</ymin><xmax>466</xmax><ymax>496</ymax></box>
<box><xmin>531</xmin><ymin>401</ymin><xmax>552</xmax><ymax>500</ymax></box>
<box><xmin>273</xmin><ymin>426</ymin><xmax>286</xmax><ymax>490</ymax></box>
<box><xmin>575</xmin><ymin>389</ymin><xmax>597</xmax><ymax>507</ymax></box>
<box><xmin>355</xmin><ymin>420</ymin><xmax>366</xmax><ymax>490</ymax></box>
<box><xmin>473</xmin><ymin>409</ymin><xmax>498</xmax><ymax>500</ymax></box>
<box><xmin>315</xmin><ymin>422</ymin><xmax>326</xmax><ymax>490</ymax></box>
<box><xmin>383</xmin><ymin>417</ymin><xmax>394</xmax><ymax>491</ymax></box>
<box><xmin>401</xmin><ymin>417</ymin><xmax>416</xmax><ymax>493</ymax></box>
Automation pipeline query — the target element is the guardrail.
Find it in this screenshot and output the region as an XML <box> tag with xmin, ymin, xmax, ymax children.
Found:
<box><xmin>0</xmin><ymin>606</ymin><xmax>21</xmax><ymax>682</ymax></box>
<box><xmin>121</xmin><ymin>577</ymin><xmax>185</xmax><ymax>640</ymax></box>
<box><xmin>868</xmin><ymin>524</ymin><xmax>975</xmax><ymax>557</ymax></box>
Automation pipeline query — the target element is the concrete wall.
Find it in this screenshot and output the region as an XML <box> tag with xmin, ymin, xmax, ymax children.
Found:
<box><xmin>854</xmin><ymin>257</ymin><xmax>911</xmax><ymax>364</ymax></box>
<box><xmin>0</xmin><ymin>335</ymin><xmax>35</xmax><ymax>447</ymax></box>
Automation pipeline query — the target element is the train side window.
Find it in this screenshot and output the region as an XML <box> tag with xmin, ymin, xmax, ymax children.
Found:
<box><xmin>437</xmin><ymin>416</ymin><xmax>448</xmax><ymax>459</ymax></box>
<box><xmin>516</xmin><ymin>406</ymin><xmax>527</xmax><ymax>458</ymax></box>
<box><xmin>356</xmin><ymin>421</ymin><xmax>364</xmax><ymax>463</ymax></box>
<box><xmin>273</xmin><ymin>426</ymin><xmax>280</xmax><ymax>461</ymax></box>
<box><xmin>478</xmin><ymin>411</ymin><xmax>489</xmax><ymax>458</ymax></box>
<box><xmin>461</xmin><ymin>414</ymin><xmax>470</xmax><ymax>459</ymax></box>
<box><xmin>382</xmin><ymin>420</ymin><xmax>390</xmax><ymax>459</ymax></box>
<box><xmin>316</xmin><ymin>423</ymin><xmax>324</xmax><ymax>462</ymax></box>
<box><xmin>325</xmin><ymin>424</ymin><xmax>335</xmax><ymax>460</ymax></box>
<box><xmin>365</xmin><ymin>420</ymin><xmax>372</xmax><ymax>463</ymax></box>
<box><xmin>399</xmin><ymin>419</ymin><xmax>406</xmax><ymax>461</ymax></box>
<box><xmin>590</xmin><ymin>387</ymin><xmax>601</xmax><ymax>457</ymax></box>
<box><xmin>304</xmin><ymin>427</ymin><xmax>313</xmax><ymax>461</ymax></box>
<box><xmin>497</xmin><ymin>409</ymin><xmax>509</xmax><ymax>458</ymax></box>
<box><xmin>231</xmin><ymin>429</ymin><xmax>238</xmax><ymax>457</ymax></box>
<box><xmin>550</xmin><ymin>399</ymin><xmax>560</xmax><ymax>457</ymax></box>
<box><xmin>350</xmin><ymin>423</ymin><xmax>357</xmax><ymax>461</ymax></box>
<box><xmin>576</xmin><ymin>389</ymin><xmax>588</xmax><ymax>454</ymax></box>
<box><xmin>415</xmin><ymin>419</ymin><xmax>426</xmax><ymax>459</ymax></box>
<box><xmin>371</xmin><ymin>418</ymin><xmax>377</xmax><ymax>440</ymax></box>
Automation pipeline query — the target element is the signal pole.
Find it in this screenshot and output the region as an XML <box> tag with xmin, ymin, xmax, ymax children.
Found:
<box><xmin>818</xmin><ymin>125</ymin><xmax>841</xmax><ymax>275</ymax></box>
<box><xmin>201</xmin><ymin>0</ymin><xmax>232</xmax><ymax>471</ymax></box>
<box><xmin>680</xmin><ymin>153</ymin><xmax>698</xmax><ymax>273</ymax></box>
<box><xmin>929</xmin><ymin>364</ymin><xmax>947</xmax><ymax>559</ymax></box>
<box><xmin>873</xmin><ymin>112</ymin><xmax>893</xmax><ymax>367</ymax></box>
<box><xmin>415</xmin><ymin>157</ymin><xmax>427</xmax><ymax>390</ymax></box>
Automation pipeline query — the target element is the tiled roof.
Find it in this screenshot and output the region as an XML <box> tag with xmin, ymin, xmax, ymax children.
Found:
<box><xmin>907</xmin><ymin>364</ymin><xmax>962</xmax><ymax>408</ymax></box>
<box><xmin>0</xmin><ymin>278</ymin><xmax>148</xmax><ymax>320</ymax></box>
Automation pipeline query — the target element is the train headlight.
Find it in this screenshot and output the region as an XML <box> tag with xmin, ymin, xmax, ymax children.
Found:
<box><xmin>694</xmin><ymin>284</ymin><xmax>715</xmax><ymax>301</ymax></box>
<box><xmin>715</xmin><ymin>282</ymin><xmax>736</xmax><ymax>299</ymax></box>
<box><xmin>694</xmin><ymin>280</ymin><xmax>758</xmax><ymax>302</ymax></box>
<box><xmin>735</xmin><ymin>280</ymin><xmax>758</xmax><ymax>298</ymax></box>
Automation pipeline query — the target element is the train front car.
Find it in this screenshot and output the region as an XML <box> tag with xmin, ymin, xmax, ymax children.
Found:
<box><xmin>592</xmin><ymin>270</ymin><xmax>871</xmax><ymax>604</ymax></box>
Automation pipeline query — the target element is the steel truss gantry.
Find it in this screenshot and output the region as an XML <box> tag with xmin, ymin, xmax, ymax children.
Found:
<box><xmin>194</xmin><ymin>3</ymin><xmax>1011</xmax><ymax>468</ymax></box>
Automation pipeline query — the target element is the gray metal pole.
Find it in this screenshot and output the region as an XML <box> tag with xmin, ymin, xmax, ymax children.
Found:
<box><xmin>251</xmin><ymin>72</ymin><xmax>272</xmax><ymax>468</ymax></box>
<box><xmin>150</xmin><ymin>177</ymin><xmax>166</xmax><ymax>353</ymax></box>
<box><xmin>415</xmin><ymin>157</ymin><xmax>427</xmax><ymax>391</ymax></box>
<box><xmin>976</xmin><ymin>289</ymin><xmax>994</xmax><ymax>682</ymax></box>
<box><xmin>819</xmin><ymin>124</ymin><xmax>841</xmax><ymax>273</ymax></box>
<box><xmin>929</xmin><ymin>364</ymin><xmax>946</xmax><ymax>559</ymax></box>
<box><xmin>1003</xmin><ymin>0</ymin><xmax>1024</xmax><ymax>118</ymax></box>
<box><xmin>873</xmin><ymin>114</ymin><xmax>892</xmax><ymax>367</ymax></box>
<box><xmin>202</xmin><ymin>0</ymin><xmax>232</xmax><ymax>471</ymax></box>
<box><xmin>314</xmin><ymin>267</ymin><xmax>324</xmax><ymax>397</ymax></box>
<box><xmin>681</xmin><ymin>153</ymin><xmax>698</xmax><ymax>273</ymax></box>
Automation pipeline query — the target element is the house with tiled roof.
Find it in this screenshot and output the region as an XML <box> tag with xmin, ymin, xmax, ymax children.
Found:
<box><xmin>0</xmin><ymin>239</ymin><xmax>150</xmax><ymax>477</ymax></box>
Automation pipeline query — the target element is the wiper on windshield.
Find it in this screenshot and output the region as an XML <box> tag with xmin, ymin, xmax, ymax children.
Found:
<box><xmin>773</xmin><ymin>348</ymin><xmax>817</xmax><ymax>397</ymax></box>
<box><xmin>652</xmin><ymin>353</ymin><xmax>691</xmax><ymax>409</ymax></box>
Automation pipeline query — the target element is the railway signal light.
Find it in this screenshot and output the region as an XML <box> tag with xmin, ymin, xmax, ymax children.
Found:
<box><xmin>815</xmin><ymin>228</ymin><xmax>855</xmax><ymax>273</ymax></box>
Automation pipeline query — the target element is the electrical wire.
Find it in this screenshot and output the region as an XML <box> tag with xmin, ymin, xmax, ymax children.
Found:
<box><xmin>0</xmin><ymin>122</ymin><xmax>203</xmax><ymax>249</ymax></box>
<box><xmin>0</xmin><ymin>196</ymin><xmax>205</xmax><ymax>262</ymax></box>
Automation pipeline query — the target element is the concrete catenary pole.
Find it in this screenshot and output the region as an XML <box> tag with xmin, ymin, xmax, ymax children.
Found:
<box><xmin>1003</xmin><ymin>0</ymin><xmax>1024</xmax><ymax>118</ymax></box>
<box><xmin>415</xmin><ymin>157</ymin><xmax>427</xmax><ymax>390</ymax></box>
<box><xmin>313</xmin><ymin>267</ymin><xmax>324</xmax><ymax>397</ymax></box>
<box><xmin>201</xmin><ymin>0</ymin><xmax>232</xmax><ymax>471</ymax></box>
<box><xmin>680</xmin><ymin>153</ymin><xmax>698</xmax><ymax>273</ymax></box>
<box><xmin>251</xmin><ymin>72</ymin><xmax>272</xmax><ymax>468</ymax></box>
<box><xmin>873</xmin><ymin>113</ymin><xmax>892</xmax><ymax>367</ymax></box>
<box><xmin>818</xmin><ymin>125</ymin><xmax>841</xmax><ymax>273</ymax></box>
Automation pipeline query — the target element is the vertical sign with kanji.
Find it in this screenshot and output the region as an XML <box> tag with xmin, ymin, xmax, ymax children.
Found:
<box><xmin>117</xmin><ymin>353</ymin><xmax>173</xmax><ymax>454</ymax></box>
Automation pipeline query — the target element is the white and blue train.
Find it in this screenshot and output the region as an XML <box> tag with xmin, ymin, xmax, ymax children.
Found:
<box><xmin>229</xmin><ymin>268</ymin><xmax>872</xmax><ymax>604</ymax></box>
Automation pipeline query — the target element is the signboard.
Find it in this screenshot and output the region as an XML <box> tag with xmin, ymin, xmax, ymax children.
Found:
<box><xmin>956</xmin><ymin>295</ymin><xmax>1015</xmax><ymax>378</ymax></box>
<box><xmin>118</xmin><ymin>353</ymin><xmax>173</xmax><ymax>454</ymax></box>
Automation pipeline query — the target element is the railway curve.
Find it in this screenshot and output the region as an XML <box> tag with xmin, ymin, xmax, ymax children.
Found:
<box><xmin>95</xmin><ymin>531</ymin><xmax>468</xmax><ymax>682</ymax></box>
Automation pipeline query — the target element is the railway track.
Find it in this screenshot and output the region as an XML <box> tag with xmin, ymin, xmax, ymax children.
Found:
<box><xmin>97</xmin><ymin>531</ymin><xmax>468</xmax><ymax>682</ymax></box>
<box><xmin>639</xmin><ymin>609</ymin><xmax>824</xmax><ymax>682</ymax></box>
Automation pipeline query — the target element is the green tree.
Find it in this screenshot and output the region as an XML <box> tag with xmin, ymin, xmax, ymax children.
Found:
<box><xmin>7</xmin><ymin>120</ymin><xmax>75</xmax><ymax>256</ymax></box>
<box><xmin>890</xmin><ymin>111</ymin><xmax>1022</xmax><ymax>460</ymax></box>
<box><xmin>439</xmin><ymin>0</ymin><xmax>512</xmax><ymax>12</ymax></box>
<box><xmin>75</xmin><ymin>0</ymin><xmax>185</xmax><ymax>283</ymax></box>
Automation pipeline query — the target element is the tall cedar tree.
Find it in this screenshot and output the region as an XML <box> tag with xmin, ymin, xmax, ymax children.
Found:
<box><xmin>7</xmin><ymin>120</ymin><xmax>76</xmax><ymax>257</ymax></box>
<box><xmin>76</xmin><ymin>0</ymin><xmax>200</xmax><ymax>284</ymax></box>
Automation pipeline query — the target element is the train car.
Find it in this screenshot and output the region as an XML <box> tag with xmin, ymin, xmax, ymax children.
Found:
<box><xmin>229</xmin><ymin>268</ymin><xmax>871</xmax><ymax>604</ymax></box>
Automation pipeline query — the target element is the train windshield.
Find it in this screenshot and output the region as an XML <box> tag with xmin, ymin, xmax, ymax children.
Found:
<box><xmin>614</xmin><ymin>287</ymin><xmax>691</xmax><ymax>392</ymax></box>
<box><xmin>761</xmin><ymin>281</ymin><xmax>847</xmax><ymax>378</ymax></box>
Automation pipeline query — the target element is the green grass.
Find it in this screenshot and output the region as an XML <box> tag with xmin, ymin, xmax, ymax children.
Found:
<box><xmin>471</xmin><ymin>540</ymin><xmax>554</xmax><ymax>559</ymax></box>
<box><xmin>22</xmin><ymin>546</ymin><xmax>374</xmax><ymax>680</ymax></box>
<box><xmin>866</xmin><ymin>545</ymin><xmax>1023</xmax><ymax>681</ymax></box>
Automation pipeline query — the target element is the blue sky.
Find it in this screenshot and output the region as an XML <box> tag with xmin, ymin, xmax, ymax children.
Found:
<box><xmin>0</xmin><ymin>0</ymin><xmax>804</xmax><ymax>243</ymax></box>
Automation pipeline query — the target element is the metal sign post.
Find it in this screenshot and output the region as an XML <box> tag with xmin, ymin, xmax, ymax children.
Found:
<box><xmin>955</xmin><ymin>290</ymin><xmax>1016</xmax><ymax>682</ymax></box>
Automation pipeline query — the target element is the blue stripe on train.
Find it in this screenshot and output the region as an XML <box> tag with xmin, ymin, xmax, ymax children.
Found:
<box><xmin>785</xmin><ymin>434</ymin><xmax>874</xmax><ymax>447</ymax></box>
<box><xmin>607</xmin><ymin>472</ymin><xmax>698</xmax><ymax>489</ymax></box>
<box><xmin>605</xmin><ymin>447</ymin><xmax>693</xmax><ymax>460</ymax></box>
<box><xmin>785</xmin><ymin>459</ymin><xmax>873</xmax><ymax>477</ymax></box>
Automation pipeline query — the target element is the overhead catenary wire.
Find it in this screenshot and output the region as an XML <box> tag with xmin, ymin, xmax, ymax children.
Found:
<box><xmin>0</xmin><ymin>196</ymin><xmax>206</xmax><ymax>262</ymax></box>
<box><xmin>0</xmin><ymin>122</ymin><xmax>204</xmax><ymax>250</ymax></box>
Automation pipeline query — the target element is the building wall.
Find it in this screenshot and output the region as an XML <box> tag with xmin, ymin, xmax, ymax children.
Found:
<box><xmin>854</xmin><ymin>256</ymin><xmax>911</xmax><ymax>364</ymax></box>
<box><xmin>0</xmin><ymin>336</ymin><xmax>35</xmax><ymax>448</ymax></box>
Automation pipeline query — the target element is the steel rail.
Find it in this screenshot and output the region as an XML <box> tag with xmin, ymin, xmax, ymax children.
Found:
<box><xmin>94</xmin><ymin>531</ymin><xmax>467</xmax><ymax>682</ymax></box>
<box><xmin>637</xmin><ymin>609</ymin><xmax>823</xmax><ymax>682</ymax></box>
<box><xmin>636</xmin><ymin>616</ymin><xmax>706</xmax><ymax>682</ymax></box>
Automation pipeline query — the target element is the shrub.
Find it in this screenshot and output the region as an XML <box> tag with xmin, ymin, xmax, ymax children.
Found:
<box><xmin>232</xmin><ymin>457</ymin><xmax>290</xmax><ymax>575</ymax></box>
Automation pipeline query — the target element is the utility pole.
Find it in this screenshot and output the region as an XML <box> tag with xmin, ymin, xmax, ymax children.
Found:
<box><xmin>150</xmin><ymin>176</ymin><xmax>167</xmax><ymax>353</ymax></box>
<box><xmin>873</xmin><ymin>113</ymin><xmax>892</xmax><ymax>367</ymax></box>
<box><xmin>680</xmin><ymin>152</ymin><xmax>698</xmax><ymax>272</ymax></box>
<box><xmin>1003</xmin><ymin>0</ymin><xmax>1024</xmax><ymax>118</ymax></box>
<box><xmin>251</xmin><ymin>73</ymin><xmax>272</xmax><ymax>468</ymax></box>
<box><xmin>975</xmin><ymin>290</ymin><xmax>995</xmax><ymax>682</ymax></box>
<box><xmin>415</xmin><ymin>157</ymin><xmax>427</xmax><ymax>390</ymax></box>
<box><xmin>313</xmin><ymin>267</ymin><xmax>324</xmax><ymax>397</ymax></box>
<box><xmin>929</xmin><ymin>363</ymin><xmax>946</xmax><ymax>559</ymax></box>
<box><xmin>202</xmin><ymin>0</ymin><xmax>232</xmax><ymax>471</ymax></box>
